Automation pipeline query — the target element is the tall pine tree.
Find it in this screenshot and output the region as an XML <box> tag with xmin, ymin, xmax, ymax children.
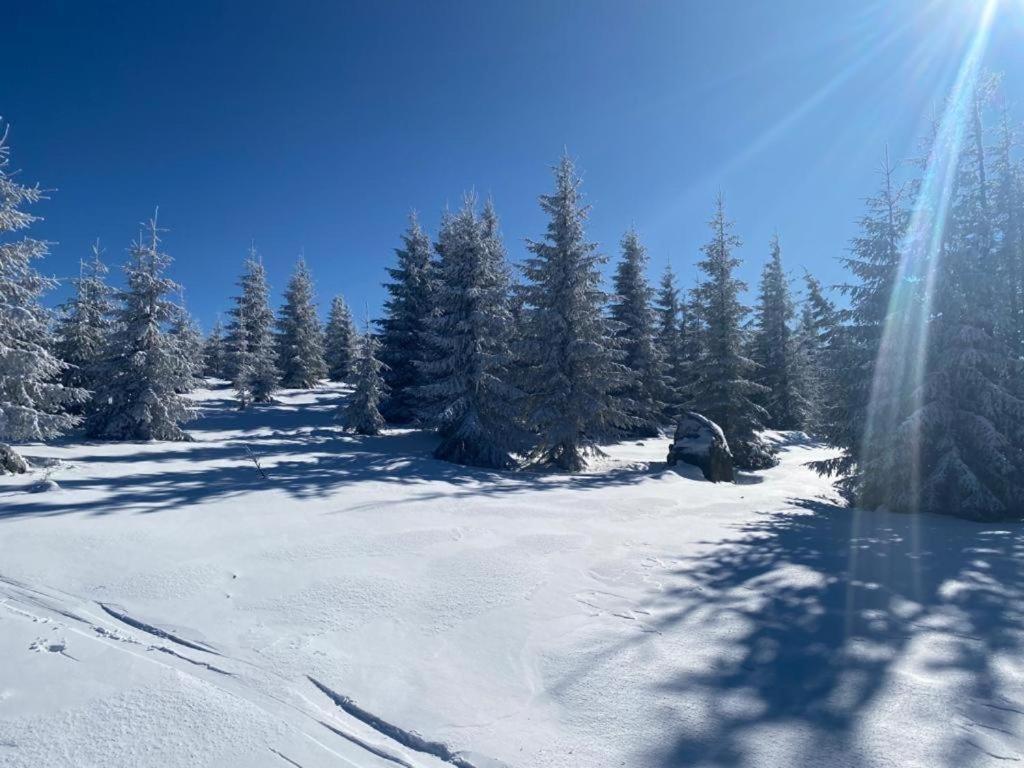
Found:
<box><xmin>610</xmin><ymin>229</ymin><xmax>664</xmax><ymax>436</ymax></box>
<box><xmin>689</xmin><ymin>195</ymin><xmax>774</xmax><ymax>470</ymax></box>
<box><xmin>417</xmin><ymin>195</ymin><xmax>522</xmax><ymax>469</ymax></box>
<box><xmin>750</xmin><ymin>234</ymin><xmax>802</xmax><ymax>429</ymax></box>
<box><xmin>342</xmin><ymin>324</ymin><xmax>387</xmax><ymax>435</ymax></box>
<box><xmin>653</xmin><ymin>264</ymin><xmax>688</xmax><ymax>418</ymax></box>
<box><xmin>0</xmin><ymin>123</ymin><xmax>83</xmax><ymax>470</ymax></box>
<box><xmin>379</xmin><ymin>213</ymin><xmax>434</xmax><ymax>424</ymax></box>
<box><xmin>518</xmin><ymin>155</ymin><xmax>628</xmax><ymax>471</ymax></box>
<box><xmin>277</xmin><ymin>257</ymin><xmax>326</xmax><ymax>389</ymax></box>
<box><xmin>86</xmin><ymin>216</ymin><xmax>194</xmax><ymax>441</ymax></box>
<box><xmin>227</xmin><ymin>249</ymin><xmax>279</xmax><ymax>404</ymax></box>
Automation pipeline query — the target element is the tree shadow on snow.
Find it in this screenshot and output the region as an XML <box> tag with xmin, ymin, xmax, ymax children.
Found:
<box><xmin>628</xmin><ymin>500</ymin><xmax>1024</xmax><ymax>767</ymax></box>
<box><xmin>0</xmin><ymin>389</ymin><xmax>665</xmax><ymax>519</ymax></box>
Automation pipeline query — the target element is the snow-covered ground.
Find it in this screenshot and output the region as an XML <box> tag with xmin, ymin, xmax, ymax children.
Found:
<box><xmin>1</xmin><ymin>384</ymin><xmax>1023</xmax><ymax>768</ymax></box>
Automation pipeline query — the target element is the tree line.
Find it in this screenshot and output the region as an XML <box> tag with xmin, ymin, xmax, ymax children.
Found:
<box><xmin>2</xmin><ymin>72</ymin><xmax>1023</xmax><ymax>519</ymax></box>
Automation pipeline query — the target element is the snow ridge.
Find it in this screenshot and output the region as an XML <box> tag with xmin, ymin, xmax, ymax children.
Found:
<box><xmin>308</xmin><ymin>676</ymin><xmax>484</xmax><ymax>768</ymax></box>
<box><xmin>98</xmin><ymin>602</ymin><xmax>219</xmax><ymax>655</ymax></box>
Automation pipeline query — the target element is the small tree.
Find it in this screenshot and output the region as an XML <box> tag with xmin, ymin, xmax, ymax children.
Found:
<box><xmin>168</xmin><ymin>304</ymin><xmax>204</xmax><ymax>394</ymax></box>
<box><xmin>325</xmin><ymin>294</ymin><xmax>359</xmax><ymax>381</ymax></box>
<box><xmin>0</xmin><ymin>123</ymin><xmax>84</xmax><ymax>469</ymax></box>
<box><xmin>653</xmin><ymin>264</ymin><xmax>689</xmax><ymax>419</ymax></box>
<box><xmin>203</xmin><ymin>317</ymin><xmax>229</xmax><ymax>380</ymax></box>
<box><xmin>342</xmin><ymin>324</ymin><xmax>387</xmax><ymax>435</ymax></box>
<box><xmin>86</xmin><ymin>216</ymin><xmax>194</xmax><ymax>441</ymax></box>
<box><xmin>277</xmin><ymin>257</ymin><xmax>327</xmax><ymax>389</ymax></box>
<box><xmin>226</xmin><ymin>248</ymin><xmax>279</xmax><ymax>404</ymax></box>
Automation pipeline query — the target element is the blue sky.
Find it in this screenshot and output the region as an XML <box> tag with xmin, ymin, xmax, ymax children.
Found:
<box><xmin>3</xmin><ymin>0</ymin><xmax>1023</xmax><ymax>329</ymax></box>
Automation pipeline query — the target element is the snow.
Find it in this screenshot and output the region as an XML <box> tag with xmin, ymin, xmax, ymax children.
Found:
<box><xmin>1</xmin><ymin>383</ymin><xmax>1023</xmax><ymax>767</ymax></box>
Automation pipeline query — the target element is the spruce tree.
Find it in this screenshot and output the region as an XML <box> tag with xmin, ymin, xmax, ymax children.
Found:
<box><xmin>379</xmin><ymin>213</ymin><xmax>434</xmax><ymax>424</ymax></box>
<box><xmin>86</xmin><ymin>217</ymin><xmax>194</xmax><ymax>441</ymax></box>
<box><xmin>342</xmin><ymin>325</ymin><xmax>387</xmax><ymax>435</ymax></box>
<box><xmin>518</xmin><ymin>155</ymin><xmax>629</xmax><ymax>471</ymax></box>
<box><xmin>277</xmin><ymin>257</ymin><xmax>327</xmax><ymax>389</ymax></box>
<box><xmin>227</xmin><ymin>249</ymin><xmax>279</xmax><ymax>404</ymax></box>
<box><xmin>992</xmin><ymin>102</ymin><xmax>1024</xmax><ymax>361</ymax></box>
<box><xmin>791</xmin><ymin>272</ymin><xmax>837</xmax><ymax>435</ymax></box>
<box><xmin>417</xmin><ymin>195</ymin><xmax>522</xmax><ymax>469</ymax></box>
<box><xmin>750</xmin><ymin>234</ymin><xmax>801</xmax><ymax>429</ymax></box>
<box><xmin>167</xmin><ymin>305</ymin><xmax>204</xmax><ymax>394</ymax></box>
<box><xmin>653</xmin><ymin>264</ymin><xmax>690</xmax><ymax>418</ymax></box>
<box><xmin>689</xmin><ymin>195</ymin><xmax>774</xmax><ymax>470</ymax></box>
<box><xmin>0</xmin><ymin>124</ymin><xmax>83</xmax><ymax>469</ymax></box>
<box><xmin>54</xmin><ymin>239</ymin><xmax>113</xmax><ymax>399</ymax></box>
<box><xmin>610</xmin><ymin>229</ymin><xmax>664</xmax><ymax>436</ymax></box>
<box><xmin>203</xmin><ymin>317</ymin><xmax>229</xmax><ymax>380</ymax></box>
<box><xmin>325</xmin><ymin>294</ymin><xmax>359</xmax><ymax>381</ymax></box>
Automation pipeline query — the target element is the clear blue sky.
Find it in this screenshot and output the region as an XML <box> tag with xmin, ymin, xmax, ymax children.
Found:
<box><xmin>3</xmin><ymin>0</ymin><xmax>1023</xmax><ymax>329</ymax></box>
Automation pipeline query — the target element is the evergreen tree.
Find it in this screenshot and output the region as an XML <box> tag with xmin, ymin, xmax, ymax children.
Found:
<box><xmin>167</xmin><ymin>304</ymin><xmax>204</xmax><ymax>393</ymax></box>
<box><xmin>226</xmin><ymin>249</ymin><xmax>279</xmax><ymax>404</ymax></box>
<box><xmin>86</xmin><ymin>216</ymin><xmax>193</xmax><ymax>441</ymax></box>
<box><xmin>689</xmin><ymin>195</ymin><xmax>775</xmax><ymax>469</ymax></box>
<box><xmin>0</xmin><ymin>124</ymin><xmax>83</xmax><ymax>469</ymax></box>
<box><xmin>379</xmin><ymin>213</ymin><xmax>434</xmax><ymax>424</ymax></box>
<box><xmin>750</xmin><ymin>234</ymin><xmax>802</xmax><ymax>429</ymax></box>
<box><xmin>325</xmin><ymin>294</ymin><xmax>359</xmax><ymax>381</ymax></box>
<box><xmin>54</xmin><ymin>239</ymin><xmax>113</xmax><ymax>400</ymax></box>
<box><xmin>610</xmin><ymin>229</ymin><xmax>664</xmax><ymax>436</ymax></box>
<box><xmin>791</xmin><ymin>272</ymin><xmax>837</xmax><ymax>434</ymax></box>
<box><xmin>991</xmin><ymin>101</ymin><xmax>1024</xmax><ymax>361</ymax></box>
<box><xmin>518</xmin><ymin>155</ymin><xmax>629</xmax><ymax>471</ymax></box>
<box><xmin>417</xmin><ymin>195</ymin><xmax>522</xmax><ymax>469</ymax></box>
<box><xmin>653</xmin><ymin>264</ymin><xmax>689</xmax><ymax>418</ymax></box>
<box><xmin>277</xmin><ymin>257</ymin><xmax>326</xmax><ymax>388</ymax></box>
<box><xmin>203</xmin><ymin>317</ymin><xmax>229</xmax><ymax>380</ymax></box>
<box><xmin>342</xmin><ymin>325</ymin><xmax>387</xmax><ymax>435</ymax></box>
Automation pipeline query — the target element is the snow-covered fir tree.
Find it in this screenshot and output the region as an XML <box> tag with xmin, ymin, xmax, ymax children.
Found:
<box><xmin>54</xmin><ymin>239</ymin><xmax>113</xmax><ymax>399</ymax></box>
<box><xmin>342</xmin><ymin>324</ymin><xmax>387</xmax><ymax>435</ymax></box>
<box><xmin>277</xmin><ymin>257</ymin><xmax>327</xmax><ymax>389</ymax></box>
<box><xmin>379</xmin><ymin>213</ymin><xmax>434</xmax><ymax>424</ymax></box>
<box><xmin>689</xmin><ymin>195</ymin><xmax>775</xmax><ymax>470</ymax></box>
<box><xmin>226</xmin><ymin>249</ymin><xmax>279</xmax><ymax>405</ymax></box>
<box><xmin>0</xmin><ymin>124</ymin><xmax>84</xmax><ymax>470</ymax></box>
<box><xmin>992</xmin><ymin>100</ymin><xmax>1024</xmax><ymax>361</ymax></box>
<box><xmin>85</xmin><ymin>216</ymin><xmax>194</xmax><ymax>441</ymax></box>
<box><xmin>790</xmin><ymin>271</ymin><xmax>837</xmax><ymax>435</ymax></box>
<box><xmin>750</xmin><ymin>234</ymin><xmax>803</xmax><ymax>429</ymax></box>
<box><xmin>168</xmin><ymin>303</ymin><xmax>204</xmax><ymax>394</ymax></box>
<box><xmin>610</xmin><ymin>229</ymin><xmax>664</xmax><ymax>436</ymax></box>
<box><xmin>653</xmin><ymin>264</ymin><xmax>689</xmax><ymax>418</ymax></box>
<box><xmin>816</xmin><ymin>150</ymin><xmax>911</xmax><ymax>495</ymax></box>
<box><xmin>417</xmin><ymin>195</ymin><xmax>523</xmax><ymax>468</ymax></box>
<box><xmin>325</xmin><ymin>294</ymin><xmax>359</xmax><ymax>381</ymax></box>
<box><xmin>203</xmin><ymin>317</ymin><xmax>229</xmax><ymax>379</ymax></box>
<box><xmin>518</xmin><ymin>154</ymin><xmax>629</xmax><ymax>471</ymax></box>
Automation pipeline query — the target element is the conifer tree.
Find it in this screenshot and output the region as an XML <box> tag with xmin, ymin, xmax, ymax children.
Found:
<box><xmin>518</xmin><ymin>155</ymin><xmax>629</xmax><ymax>470</ymax></box>
<box><xmin>86</xmin><ymin>216</ymin><xmax>193</xmax><ymax>441</ymax></box>
<box><xmin>226</xmin><ymin>249</ymin><xmax>278</xmax><ymax>404</ymax></box>
<box><xmin>54</xmin><ymin>239</ymin><xmax>113</xmax><ymax>399</ymax></box>
<box><xmin>992</xmin><ymin>102</ymin><xmax>1024</xmax><ymax>361</ymax></box>
<box><xmin>342</xmin><ymin>324</ymin><xmax>387</xmax><ymax>435</ymax></box>
<box><xmin>689</xmin><ymin>195</ymin><xmax>774</xmax><ymax>469</ymax></box>
<box><xmin>791</xmin><ymin>272</ymin><xmax>837</xmax><ymax>434</ymax></box>
<box><xmin>610</xmin><ymin>229</ymin><xmax>664</xmax><ymax>436</ymax></box>
<box><xmin>750</xmin><ymin>234</ymin><xmax>801</xmax><ymax>429</ymax></box>
<box><xmin>0</xmin><ymin>124</ymin><xmax>84</xmax><ymax>470</ymax></box>
<box><xmin>417</xmin><ymin>195</ymin><xmax>522</xmax><ymax>468</ymax></box>
<box><xmin>653</xmin><ymin>264</ymin><xmax>689</xmax><ymax>418</ymax></box>
<box><xmin>379</xmin><ymin>213</ymin><xmax>434</xmax><ymax>423</ymax></box>
<box><xmin>167</xmin><ymin>304</ymin><xmax>204</xmax><ymax>393</ymax></box>
<box><xmin>203</xmin><ymin>317</ymin><xmax>229</xmax><ymax>379</ymax></box>
<box><xmin>277</xmin><ymin>257</ymin><xmax>326</xmax><ymax>388</ymax></box>
<box><xmin>325</xmin><ymin>294</ymin><xmax>359</xmax><ymax>381</ymax></box>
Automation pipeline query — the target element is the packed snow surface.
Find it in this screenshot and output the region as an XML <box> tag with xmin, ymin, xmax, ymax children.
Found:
<box><xmin>1</xmin><ymin>384</ymin><xmax>1022</xmax><ymax>767</ymax></box>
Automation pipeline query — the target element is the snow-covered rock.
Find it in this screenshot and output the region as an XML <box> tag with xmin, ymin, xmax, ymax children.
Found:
<box><xmin>666</xmin><ymin>411</ymin><xmax>734</xmax><ymax>482</ymax></box>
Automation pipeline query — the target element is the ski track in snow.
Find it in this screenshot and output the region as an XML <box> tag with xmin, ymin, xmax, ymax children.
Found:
<box><xmin>2</xmin><ymin>384</ymin><xmax>1024</xmax><ymax>767</ymax></box>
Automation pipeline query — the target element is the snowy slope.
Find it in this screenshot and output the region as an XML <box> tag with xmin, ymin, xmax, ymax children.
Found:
<box><xmin>1</xmin><ymin>384</ymin><xmax>1022</xmax><ymax>767</ymax></box>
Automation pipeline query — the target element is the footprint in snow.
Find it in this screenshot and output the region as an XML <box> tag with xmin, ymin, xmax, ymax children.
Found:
<box><xmin>29</xmin><ymin>637</ymin><xmax>78</xmax><ymax>660</ymax></box>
